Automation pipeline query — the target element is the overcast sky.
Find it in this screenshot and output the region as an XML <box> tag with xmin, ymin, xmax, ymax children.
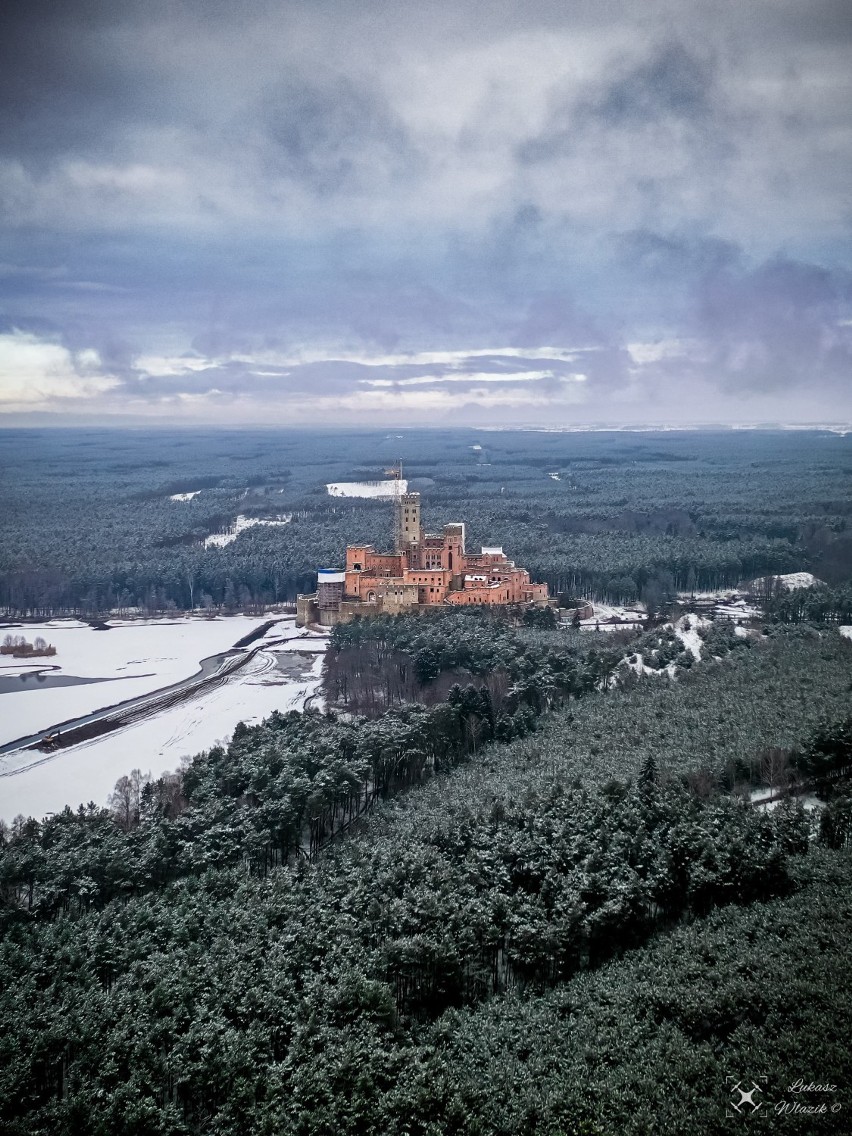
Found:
<box><xmin>1</xmin><ymin>0</ymin><xmax>850</xmax><ymax>427</ymax></box>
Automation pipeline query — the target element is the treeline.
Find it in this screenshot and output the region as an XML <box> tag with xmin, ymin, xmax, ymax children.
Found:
<box><xmin>520</xmin><ymin>533</ymin><xmax>802</xmax><ymax>604</ymax></box>
<box><xmin>410</xmin><ymin>852</ymin><xmax>852</xmax><ymax>1136</ymax></box>
<box><xmin>325</xmin><ymin>608</ymin><xmax>751</xmax><ymax>722</ymax></box>
<box><xmin>4</xmin><ymin>429</ymin><xmax>850</xmax><ymax>618</ymax></box>
<box><xmin>324</xmin><ymin>607</ymin><xmax>623</xmax><ymax>715</ymax></box>
<box><xmin>4</xmin><ymin>626</ymin><xmax>847</xmax><ymax>926</ymax></box>
<box><xmin>0</xmin><ymin>518</ymin><xmax>805</xmax><ymax>618</ymax></box>
<box><xmin>764</xmin><ymin>583</ymin><xmax>852</xmax><ymax>625</ymax></box>
<box><xmin>0</xmin><ymin>688</ymin><xmax>546</xmax><ymax>918</ymax></box>
<box><xmin>3</xmin><ymin>753</ymin><xmax>817</xmax><ymax>995</ymax></box>
<box><xmin>0</xmin><ymin>634</ymin><xmax>55</xmax><ymax>657</ymax></box>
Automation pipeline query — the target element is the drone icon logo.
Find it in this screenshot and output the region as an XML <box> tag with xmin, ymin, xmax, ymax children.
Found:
<box><xmin>728</xmin><ymin>1080</ymin><xmax>764</xmax><ymax>1114</ymax></box>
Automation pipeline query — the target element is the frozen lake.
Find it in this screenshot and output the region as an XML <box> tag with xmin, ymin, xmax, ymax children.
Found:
<box><xmin>0</xmin><ymin>616</ymin><xmax>327</xmax><ymax>822</ymax></box>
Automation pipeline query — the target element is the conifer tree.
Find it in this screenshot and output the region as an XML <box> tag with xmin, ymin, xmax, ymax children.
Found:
<box><xmin>639</xmin><ymin>751</ymin><xmax>658</xmax><ymax>793</ymax></box>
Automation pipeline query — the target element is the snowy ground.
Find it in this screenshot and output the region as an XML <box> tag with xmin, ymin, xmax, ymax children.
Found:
<box><xmin>580</xmin><ymin>594</ymin><xmax>763</xmax><ymax>630</ymax></box>
<box><xmin>677</xmin><ymin>589</ymin><xmax>741</xmax><ymax>601</ymax></box>
<box><xmin>204</xmin><ymin>513</ymin><xmax>291</xmax><ymax>548</ymax></box>
<box><xmin>169</xmin><ymin>491</ymin><xmax>201</xmax><ymax>501</ymax></box>
<box><xmin>750</xmin><ymin>571</ymin><xmax>825</xmax><ymax>591</ymax></box>
<box><xmin>0</xmin><ymin>619</ymin><xmax>328</xmax><ymax>821</ymax></box>
<box><xmin>751</xmin><ymin>787</ymin><xmax>825</xmax><ymax>813</ymax></box>
<box><xmin>0</xmin><ymin>646</ymin><xmax>325</xmax><ymax>822</ymax></box>
<box><xmin>0</xmin><ymin>615</ymin><xmax>304</xmax><ymax>748</ymax></box>
<box><xmin>714</xmin><ymin>599</ymin><xmax>762</xmax><ymax>620</ymax></box>
<box><xmin>676</xmin><ymin>589</ymin><xmax>763</xmax><ymax>620</ymax></box>
<box><xmin>839</xmin><ymin>626</ymin><xmax>851</xmax><ymax>641</ymax></box>
<box><xmin>620</xmin><ymin>615</ymin><xmax>710</xmax><ymax>678</ymax></box>
<box><xmin>579</xmin><ymin>602</ymin><xmax>645</xmax><ymax>629</ymax></box>
<box><xmin>326</xmin><ymin>480</ymin><xmax>407</xmax><ymax>497</ymax></box>
<box><xmin>674</xmin><ymin>615</ymin><xmax>709</xmax><ymax>659</ymax></box>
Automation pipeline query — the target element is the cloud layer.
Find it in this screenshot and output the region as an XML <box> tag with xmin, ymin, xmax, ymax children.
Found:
<box><xmin>1</xmin><ymin>0</ymin><xmax>850</xmax><ymax>425</ymax></box>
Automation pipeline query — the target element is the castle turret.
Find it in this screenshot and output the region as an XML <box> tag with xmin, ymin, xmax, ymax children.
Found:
<box><xmin>316</xmin><ymin>569</ymin><xmax>345</xmax><ymax>614</ymax></box>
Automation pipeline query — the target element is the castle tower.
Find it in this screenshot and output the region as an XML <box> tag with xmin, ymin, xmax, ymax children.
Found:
<box><xmin>396</xmin><ymin>492</ymin><xmax>421</xmax><ymax>554</ymax></box>
<box><xmin>443</xmin><ymin>522</ymin><xmax>465</xmax><ymax>575</ymax></box>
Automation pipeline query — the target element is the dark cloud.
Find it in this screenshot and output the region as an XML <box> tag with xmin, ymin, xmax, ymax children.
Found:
<box><xmin>254</xmin><ymin>73</ymin><xmax>418</xmax><ymax>195</ymax></box>
<box><xmin>696</xmin><ymin>256</ymin><xmax>852</xmax><ymax>392</ymax></box>
<box><xmin>517</xmin><ymin>41</ymin><xmax>717</xmax><ymax>165</ymax></box>
<box><xmin>591</xmin><ymin>43</ymin><xmax>715</xmax><ymax>125</ymax></box>
<box><xmin>0</xmin><ymin>2</ymin><xmax>180</xmax><ymax>163</ymax></box>
<box><xmin>616</xmin><ymin>231</ymin><xmax>740</xmax><ymax>281</ymax></box>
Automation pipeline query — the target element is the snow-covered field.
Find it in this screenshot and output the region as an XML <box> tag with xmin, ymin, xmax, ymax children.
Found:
<box><xmin>0</xmin><ymin>615</ymin><xmax>284</xmax><ymax>748</ymax></box>
<box><xmin>0</xmin><ymin>617</ymin><xmax>328</xmax><ymax>821</ymax></box>
<box><xmin>0</xmin><ymin>645</ymin><xmax>325</xmax><ymax>822</ymax></box>
<box><xmin>204</xmin><ymin>513</ymin><xmax>291</xmax><ymax>548</ymax></box>
<box><xmin>169</xmin><ymin>490</ymin><xmax>201</xmax><ymax>501</ymax></box>
<box><xmin>326</xmin><ymin>480</ymin><xmax>407</xmax><ymax>497</ymax></box>
<box><xmin>579</xmin><ymin>602</ymin><xmax>645</xmax><ymax>629</ymax></box>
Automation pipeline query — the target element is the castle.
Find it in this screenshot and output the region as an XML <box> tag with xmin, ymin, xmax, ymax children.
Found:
<box><xmin>296</xmin><ymin>488</ymin><xmax>549</xmax><ymax>626</ymax></box>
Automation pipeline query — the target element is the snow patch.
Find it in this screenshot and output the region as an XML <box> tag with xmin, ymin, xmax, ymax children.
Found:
<box><xmin>838</xmin><ymin>626</ymin><xmax>851</xmax><ymax>641</ymax></box>
<box><xmin>169</xmin><ymin>491</ymin><xmax>200</xmax><ymax>501</ymax></box>
<box><xmin>751</xmin><ymin>571</ymin><xmax>825</xmax><ymax>591</ymax></box>
<box><xmin>751</xmin><ymin>787</ymin><xmax>826</xmax><ymax>813</ymax></box>
<box><xmin>621</xmin><ymin>652</ymin><xmax>676</xmax><ymax>679</ymax></box>
<box><xmin>674</xmin><ymin>615</ymin><xmax>710</xmax><ymax>660</ymax></box>
<box><xmin>749</xmin><ymin>787</ymin><xmax>776</xmax><ymax>803</ymax></box>
<box><xmin>326</xmin><ymin>480</ymin><xmax>408</xmax><ymax>498</ymax></box>
<box><xmin>580</xmin><ymin>602</ymin><xmax>646</xmax><ymax>629</ymax></box>
<box><xmin>677</xmin><ymin>589</ymin><xmax>740</xmax><ymax>601</ymax></box>
<box><xmin>714</xmin><ymin>600</ymin><xmax>762</xmax><ymax>620</ymax></box>
<box><xmin>204</xmin><ymin>513</ymin><xmax>291</xmax><ymax>548</ymax></box>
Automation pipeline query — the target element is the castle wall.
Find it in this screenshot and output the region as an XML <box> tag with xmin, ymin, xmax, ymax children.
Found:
<box><xmin>296</xmin><ymin>593</ymin><xmax>318</xmax><ymax>627</ymax></box>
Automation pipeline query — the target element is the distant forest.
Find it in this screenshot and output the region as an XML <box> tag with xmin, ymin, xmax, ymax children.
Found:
<box><xmin>1</xmin><ymin>427</ymin><xmax>851</xmax><ymax>617</ymax></box>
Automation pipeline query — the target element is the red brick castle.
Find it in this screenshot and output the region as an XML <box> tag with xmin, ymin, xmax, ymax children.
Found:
<box><xmin>297</xmin><ymin>478</ymin><xmax>549</xmax><ymax>626</ymax></box>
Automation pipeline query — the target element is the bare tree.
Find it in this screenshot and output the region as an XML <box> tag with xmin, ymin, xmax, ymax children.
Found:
<box><xmin>108</xmin><ymin>768</ymin><xmax>149</xmax><ymax>831</ymax></box>
<box><xmin>759</xmin><ymin>746</ymin><xmax>792</xmax><ymax>793</ymax></box>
